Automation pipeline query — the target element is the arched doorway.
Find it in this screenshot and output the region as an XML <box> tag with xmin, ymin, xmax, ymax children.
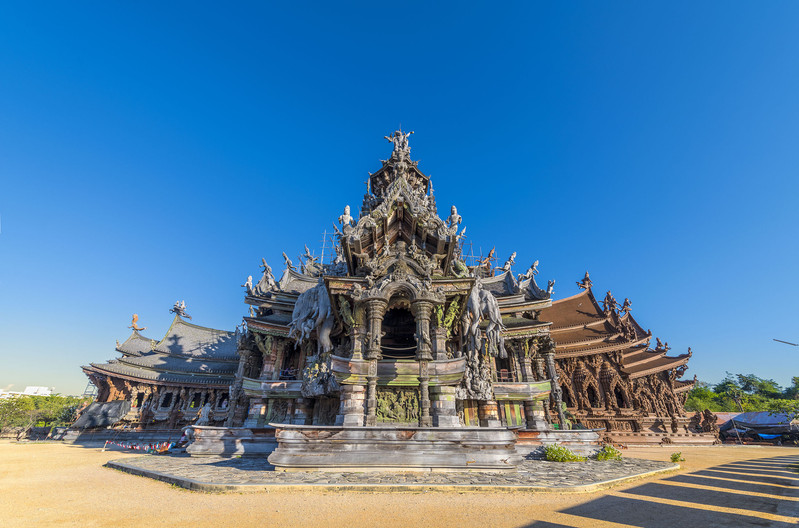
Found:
<box><xmin>381</xmin><ymin>306</ymin><xmax>416</xmax><ymax>359</ymax></box>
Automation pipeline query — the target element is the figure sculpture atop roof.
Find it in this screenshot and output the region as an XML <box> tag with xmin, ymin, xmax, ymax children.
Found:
<box><xmin>500</xmin><ymin>252</ymin><xmax>516</xmax><ymax>273</ymax></box>
<box><xmin>169</xmin><ymin>300</ymin><xmax>192</xmax><ymax>320</ymax></box>
<box><xmin>619</xmin><ymin>298</ymin><xmax>632</xmax><ymax>316</ymax></box>
<box><xmin>479</xmin><ymin>248</ymin><xmax>496</xmax><ymax>275</ymax></box>
<box><xmin>447</xmin><ymin>205</ymin><xmax>462</xmax><ymax>229</ymax></box>
<box><xmin>282</xmin><ymin>252</ymin><xmax>296</xmax><ymax>271</ymax></box>
<box><xmin>242</xmin><ymin>275</ymin><xmax>253</xmax><ymax>295</ymax></box>
<box><xmin>338</xmin><ymin>205</ymin><xmax>355</xmax><ymax>227</ymax></box>
<box><xmin>385</xmin><ymin>129</ymin><xmax>414</xmax><ymax>157</ymax></box>
<box><xmin>128</xmin><ymin>314</ymin><xmax>147</xmax><ymax>332</ymax></box>
<box><xmin>519</xmin><ymin>260</ymin><xmax>539</xmax><ymax>281</ymax></box>
<box><xmin>577</xmin><ymin>271</ymin><xmax>592</xmax><ymax>290</ymax></box>
<box><xmin>602</xmin><ymin>290</ymin><xmax>618</xmax><ymax>314</ymax></box>
<box><xmin>255</xmin><ymin>259</ymin><xmax>277</xmax><ymax>294</ymax></box>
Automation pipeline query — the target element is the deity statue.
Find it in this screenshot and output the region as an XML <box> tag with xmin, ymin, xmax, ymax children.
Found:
<box><xmin>577</xmin><ymin>271</ymin><xmax>592</xmax><ymax>290</ymax></box>
<box><xmin>385</xmin><ymin>129</ymin><xmax>414</xmax><ymax>154</ymax></box>
<box><xmin>546</xmin><ymin>279</ymin><xmax>555</xmax><ymax>295</ymax></box>
<box><xmin>447</xmin><ymin>205</ymin><xmax>462</xmax><ymax>228</ymax></box>
<box><xmin>338</xmin><ymin>205</ymin><xmax>355</xmax><ymax>226</ymax></box>
<box><xmin>128</xmin><ymin>314</ymin><xmax>147</xmax><ymax>332</ymax></box>
<box><xmin>500</xmin><ymin>252</ymin><xmax>516</xmax><ymax>273</ymax></box>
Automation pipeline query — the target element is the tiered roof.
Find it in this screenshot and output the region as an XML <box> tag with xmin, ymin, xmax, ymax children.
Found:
<box><xmin>541</xmin><ymin>288</ymin><xmax>693</xmax><ymax>388</ymax></box>
<box><xmin>83</xmin><ymin>316</ymin><xmax>238</xmax><ymax>388</ymax></box>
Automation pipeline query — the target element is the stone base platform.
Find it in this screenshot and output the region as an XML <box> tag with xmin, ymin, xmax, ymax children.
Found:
<box><xmin>186</xmin><ymin>426</ymin><xmax>277</xmax><ymax>456</ymax></box>
<box><xmin>606</xmin><ymin>431</ymin><xmax>719</xmax><ymax>446</ymax></box>
<box><xmin>268</xmin><ymin>424</ymin><xmax>521</xmax><ymax>472</ymax></box>
<box><xmin>107</xmin><ymin>454</ymin><xmax>678</xmax><ymax>493</ymax></box>
<box><xmin>516</xmin><ymin>428</ymin><xmax>604</xmax><ymax>458</ymax></box>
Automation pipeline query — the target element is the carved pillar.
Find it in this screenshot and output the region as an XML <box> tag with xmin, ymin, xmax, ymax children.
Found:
<box><xmin>335</xmin><ymin>384</ymin><xmax>366</xmax><ymax>426</ymax></box>
<box><xmin>419</xmin><ymin>361</ymin><xmax>432</xmax><ymax>427</ymax></box>
<box><xmin>533</xmin><ymin>355</ymin><xmax>547</xmax><ymax>381</ymax></box>
<box><xmin>541</xmin><ymin>337</ymin><xmax>568</xmax><ymax>429</ymax></box>
<box><xmin>411</xmin><ymin>300</ymin><xmax>434</xmax><ymax>361</ymax></box>
<box><xmin>365</xmin><ymin>360</ymin><xmax>378</xmax><ymax>426</ymax></box>
<box><xmin>292</xmin><ymin>398</ymin><xmax>312</xmax><ymax>425</ymax></box>
<box><xmin>365</xmin><ymin>299</ymin><xmax>387</xmax><ymax>360</ymax></box>
<box><xmin>478</xmin><ymin>400</ymin><xmax>501</xmax><ymax>428</ymax></box>
<box><xmin>429</xmin><ymin>385</ymin><xmax>458</xmax><ymax>427</ymax></box>
<box><xmin>520</xmin><ymin>341</ymin><xmax>535</xmax><ymax>382</ymax></box>
<box><xmin>364</xmin><ymin>299</ymin><xmax>386</xmax><ymax>427</ymax></box>
<box><xmin>350</xmin><ymin>326</ymin><xmax>366</xmax><ymax>360</ymax></box>
<box><xmin>432</xmin><ymin>327</ymin><xmax>448</xmax><ymax>361</ymax></box>
<box><xmin>271</xmin><ymin>342</ymin><xmax>286</xmax><ymax>380</ymax></box>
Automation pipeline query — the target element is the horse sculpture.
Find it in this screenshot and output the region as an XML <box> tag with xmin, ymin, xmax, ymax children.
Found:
<box><xmin>462</xmin><ymin>279</ymin><xmax>507</xmax><ymax>359</ymax></box>
<box><xmin>287</xmin><ymin>281</ymin><xmax>334</xmax><ymax>354</ymax></box>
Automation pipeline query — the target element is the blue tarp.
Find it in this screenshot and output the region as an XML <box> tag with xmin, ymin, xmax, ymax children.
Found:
<box><xmin>720</xmin><ymin>411</ymin><xmax>798</xmax><ymax>435</ymax></box>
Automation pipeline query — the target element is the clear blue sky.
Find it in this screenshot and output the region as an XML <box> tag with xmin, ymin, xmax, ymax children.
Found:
<box><xmin>1</xmin><ymin>3</ymin><xmax>797</xmax><ymax>395</ymax></box>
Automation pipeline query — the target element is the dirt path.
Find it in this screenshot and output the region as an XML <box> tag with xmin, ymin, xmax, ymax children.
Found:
<box><xmin>1</xmin><ymin>442</ymin><xmax>796</xmax><ymax>528</ymax></box>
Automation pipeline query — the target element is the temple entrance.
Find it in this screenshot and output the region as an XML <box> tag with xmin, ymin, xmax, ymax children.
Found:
<box><xmin>381</xmin><ymin>306</ymin><xmax>416</xmax><ymax>359</ymax></box>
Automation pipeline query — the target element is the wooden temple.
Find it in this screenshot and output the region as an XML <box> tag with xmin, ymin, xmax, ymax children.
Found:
<box><xmin>82</xmin><ymin>130</ymin><xmax>712</xmax><ymax>451</ymax></box>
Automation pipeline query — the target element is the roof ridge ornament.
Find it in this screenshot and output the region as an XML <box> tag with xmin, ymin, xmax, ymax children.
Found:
<box><xmin>128</xmin><ymin>313</ymin><xmax>147</xmax><ymax>332</ymax></box>
<box><xmin>577</xmin><ymin>271</ymin><xmax>592</xmax><ymax>290</ymax></box>
<box><xmin>169</xmin><ymin>300</ymin><xmax>192</xmax><ymax>320</ymax></box>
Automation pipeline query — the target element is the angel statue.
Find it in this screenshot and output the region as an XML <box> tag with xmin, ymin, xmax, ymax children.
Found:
<box><xmin>128</xmin><ymin>314</ymin><xmax>147</xmax><ymax>332</ymax></box>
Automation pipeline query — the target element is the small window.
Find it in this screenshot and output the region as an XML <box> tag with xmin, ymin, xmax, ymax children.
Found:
<box><xmin>161</xmin><ymin>393</ymin><xmax>173</xmax><ymax>408</ymax></box>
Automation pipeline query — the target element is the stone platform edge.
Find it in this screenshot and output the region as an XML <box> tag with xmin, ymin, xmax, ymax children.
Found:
<box><xmin>105</xmin><ymin>459</ymin><xmax>679</xmax><ymax>494</ymax></box>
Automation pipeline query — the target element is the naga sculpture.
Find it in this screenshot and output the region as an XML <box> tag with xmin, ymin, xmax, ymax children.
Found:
<box><xmin>287</xmin><ymin>280</ymin><xmax>335</xmax><ymax>354</ymax></box>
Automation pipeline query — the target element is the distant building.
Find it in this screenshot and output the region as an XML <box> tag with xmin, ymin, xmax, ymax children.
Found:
<box><xmin>0</xmin><ymin>386</ymin><xmax>55</xmax><ymax>399</ymax></box>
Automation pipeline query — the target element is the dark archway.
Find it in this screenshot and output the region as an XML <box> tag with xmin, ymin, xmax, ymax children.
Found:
<box><xmin>560</xmin><ymin>384</ymin><xmax>573</xmax><ymax>407</ymax></box>
<box><xmin>586</xmin><ymin>385</ymin><xmax>600</xmax><ymax>408</ymax></box>
<box><xmin>381</xmin><ymin>307</ymin><xmax>417</xmax><ymax>359</ymax></box>
<box><xmin>614</xmin><ymin>385</ymin><xmax>627</xmax><ymax>408</ymax></box>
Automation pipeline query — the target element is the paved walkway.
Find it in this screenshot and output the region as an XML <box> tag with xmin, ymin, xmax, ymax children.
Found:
<box><xmin>108</xmin><ymin>454</ymin><xmax>676</xmax><ymax>492</ymax></box>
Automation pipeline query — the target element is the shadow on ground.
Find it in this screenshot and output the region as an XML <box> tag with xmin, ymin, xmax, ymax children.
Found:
<box><xmin>522</xmin><ymin>454</ymin><xmax>799</xmax><ymax>528</ymax></box>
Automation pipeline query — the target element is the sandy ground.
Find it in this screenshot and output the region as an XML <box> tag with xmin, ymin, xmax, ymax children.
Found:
<box><xmin>0</xmin><ymin>441</ymin><xmax>797</xmax><ymax>528</ymax></box>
